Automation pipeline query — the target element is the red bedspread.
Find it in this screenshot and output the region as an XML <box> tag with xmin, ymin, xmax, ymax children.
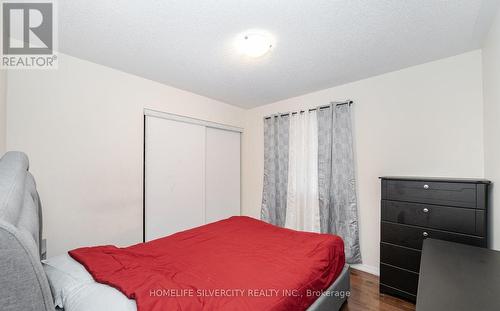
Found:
<box><xmin>69</xmin><ymin>216</ymin><xmax>345</xmax><ymax>311</ymax></box>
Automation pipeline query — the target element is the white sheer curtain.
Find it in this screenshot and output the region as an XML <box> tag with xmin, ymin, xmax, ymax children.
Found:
<box><xmin>285</xmin><ymin>110</ymin><xmax>321</xmax><ymax>232</ymax></box>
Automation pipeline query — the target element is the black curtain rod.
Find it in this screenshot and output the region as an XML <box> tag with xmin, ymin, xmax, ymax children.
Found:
<box><xmin>264</xmin><ymin>100</ymin><xmax>353</xmax><ymax>120</ymax></box>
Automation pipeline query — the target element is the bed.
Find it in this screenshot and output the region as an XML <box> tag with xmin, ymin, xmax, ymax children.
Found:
<box><xmin>0</xmin><ymin>151</ymin><xmax>350</xmax><ymax>311</ymax></box>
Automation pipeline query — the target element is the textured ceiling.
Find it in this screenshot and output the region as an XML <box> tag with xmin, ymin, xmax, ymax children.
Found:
<box><xmin>58</xmin><ymin>0</ymin><xmax>500</xmax><ymax>108</ymax></box>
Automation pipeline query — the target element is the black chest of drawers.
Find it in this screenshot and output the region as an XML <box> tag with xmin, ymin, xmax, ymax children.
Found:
<box><xmin>379</xmin><ymin>177</ymin><xmax>490</xmax><ymax>302</ymax></box>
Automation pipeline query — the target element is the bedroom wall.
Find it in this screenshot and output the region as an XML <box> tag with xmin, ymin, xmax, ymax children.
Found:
<box><xmin>242</xmin><ymin>50</ymin><xmax>485</xmax><ymax>275</ymax></box>
<box><xmin>0</xmin><ymin>70</ymin><xmax>6</xmax><ymax>154</ymax></box>
<box><xmin>4</xmin><ymin>48</ymin><xmax>488</xmax><ymax>272</ymax></box>
<box><xmin>6</xmin><ymin>52</ymin><xmax>245</xmax><ymax>257</ymax></box>
<box><xmin>483</xmin><ymin>7</ymin><xmax>500</xmax><ymax>251</ymax></box>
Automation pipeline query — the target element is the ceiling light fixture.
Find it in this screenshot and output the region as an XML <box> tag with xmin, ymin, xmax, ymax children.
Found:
<box><xmin>235</xmin><ymin>30</ymin><xmax>274</xmax><ymax>58</ymax></box>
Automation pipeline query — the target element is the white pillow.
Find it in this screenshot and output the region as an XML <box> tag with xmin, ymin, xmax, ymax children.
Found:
<box><xmin>43</xmin><ymin>254</ymin><xmax>136</xmax><ymax>311</ymax></box>
<box><xmin>42</xmin><ymin>254</ymin><xmax>93</xmax><ymax>307</ymax></box>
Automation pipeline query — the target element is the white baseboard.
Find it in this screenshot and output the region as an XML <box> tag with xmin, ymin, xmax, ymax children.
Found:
<box><xmin>350</xmin><ymin>263</ymin><xmax>379</xmax><ymax>276</ymax></box>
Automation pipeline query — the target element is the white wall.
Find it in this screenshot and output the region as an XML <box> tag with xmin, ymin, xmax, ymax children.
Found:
<box><xmin>483</xmin><ymin>7</ymin><xmax>500</xmax><ymax>251</ymax></box>
<box><xmin>6</xmin><ymin>53</ymin><xmax>245</xmax><ymax>256</ymax></box>
<box><xmin>4</xmin><ymin>47</ymin><xmax>490</xmax><ymax>273</ymax></box>
<box><xmin>0</xmin><ymin>70</ymin><xmax>6</xmax><ymax>154</ymax></box>
<box><xmin>242</xmin><ymin>51</ymin><xmax>485</xmax><ymax>274</ymax></box>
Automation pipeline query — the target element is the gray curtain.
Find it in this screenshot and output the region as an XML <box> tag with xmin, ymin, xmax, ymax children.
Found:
<box><xmin>261</xmin><ymin>115</ymin><xmax>290</xmax><ymax>227</ymax></box>
<box><xmin>317</xmin><ymin>104</ymin><xmax>361</xmax><ymax>264</ymax></box>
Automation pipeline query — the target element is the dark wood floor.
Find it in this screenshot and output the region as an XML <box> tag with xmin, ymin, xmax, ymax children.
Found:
<box><xmin>340</xmin><ymin>269</ymin><xmax>415</xmax><ymax>311</ymax></box>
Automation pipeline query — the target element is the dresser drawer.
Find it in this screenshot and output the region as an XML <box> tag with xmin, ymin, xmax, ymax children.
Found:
<box><xmin>380</xmin><ymin>263</ymin><xmax>419</xmax><ymax>295</ymax></box>
<box><xmin>380</xmin><ymin>284</ymin><xmax>416</xmax><ymax>302</ymax></box>
<box><xmin>384</xmin><ymin>180</ymin><xmax>477</xmax><ymax>208</ymax></box>
<box><xmin>381</xmin><ymin>222</ymin><xmax>486</xmax><ymax>250</ymax></box>
<box><xmin>380</xmin><ymin>242</ymin><xmax>421</xmax><ymax>272</ymax></box>
<box><xmin>381</xmin><ymin>200</ymin><xmax>477</xmax><ymax>235</ymax></box>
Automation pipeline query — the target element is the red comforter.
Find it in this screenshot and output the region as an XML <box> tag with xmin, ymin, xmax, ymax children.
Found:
<box><xmin>69</xmin><ymin>216</ymin><xmax>345</xmax><ymax>311</ymax></box>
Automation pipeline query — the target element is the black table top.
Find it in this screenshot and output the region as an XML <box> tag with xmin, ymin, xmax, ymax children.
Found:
<box><xmin>379</xmin><ymin>176</ymin><xmax>491</xmax><ymax>184</ymax></box>
<box><xmin>417</xmin><ymin>239</ymin><xmax>500</xmax><ymax>311</ymax></box>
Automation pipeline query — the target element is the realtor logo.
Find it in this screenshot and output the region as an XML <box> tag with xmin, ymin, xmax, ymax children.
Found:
<box><xmin>1</xmin><ymin>0</ymin><xmax>57</xmax><ymax>68</ymax></box>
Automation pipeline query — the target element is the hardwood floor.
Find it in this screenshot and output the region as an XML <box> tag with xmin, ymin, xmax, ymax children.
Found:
<box><xmin>340</xmin><ymin>269</ymin><xmax>415</xmax><ymax>311</ymax></box>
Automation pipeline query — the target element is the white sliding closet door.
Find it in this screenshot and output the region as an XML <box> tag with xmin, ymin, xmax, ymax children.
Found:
<box><xmin>205</xmin><ymin>128</ymin><xmax>241</xmax><ymax>223</ymax></box>
<box><xmin>145</xmin><ymin>116</ymin><xmax>205</xmax><ymax>241</ymax></box>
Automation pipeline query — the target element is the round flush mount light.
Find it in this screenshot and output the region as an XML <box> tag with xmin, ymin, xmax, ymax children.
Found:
<box><xmin>234</xmin><ymin>30</ymin><xmax>274</xmax><ymax>58</ymax></box>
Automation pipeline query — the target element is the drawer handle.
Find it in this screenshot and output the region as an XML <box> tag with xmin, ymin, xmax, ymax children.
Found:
<box><xmin>423</xmin><ymin>208</ymin><xmax>429</xmax><ymax>213</ymax></box>
<box><xmin>423</xmin><ymin>184</ymin><xmax>429</xmax><ymax>190</ymax></box>
<box><xmin>423</xmin><ymin>232</ymin><xmax>429</xmax><ymax>238</ymax></box>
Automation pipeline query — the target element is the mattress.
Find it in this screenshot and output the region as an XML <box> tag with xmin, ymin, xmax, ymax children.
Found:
<box><xmin>68</xmin><ymin>216</ymin><xmax>345</xmax><ymax>311</ymax></box>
